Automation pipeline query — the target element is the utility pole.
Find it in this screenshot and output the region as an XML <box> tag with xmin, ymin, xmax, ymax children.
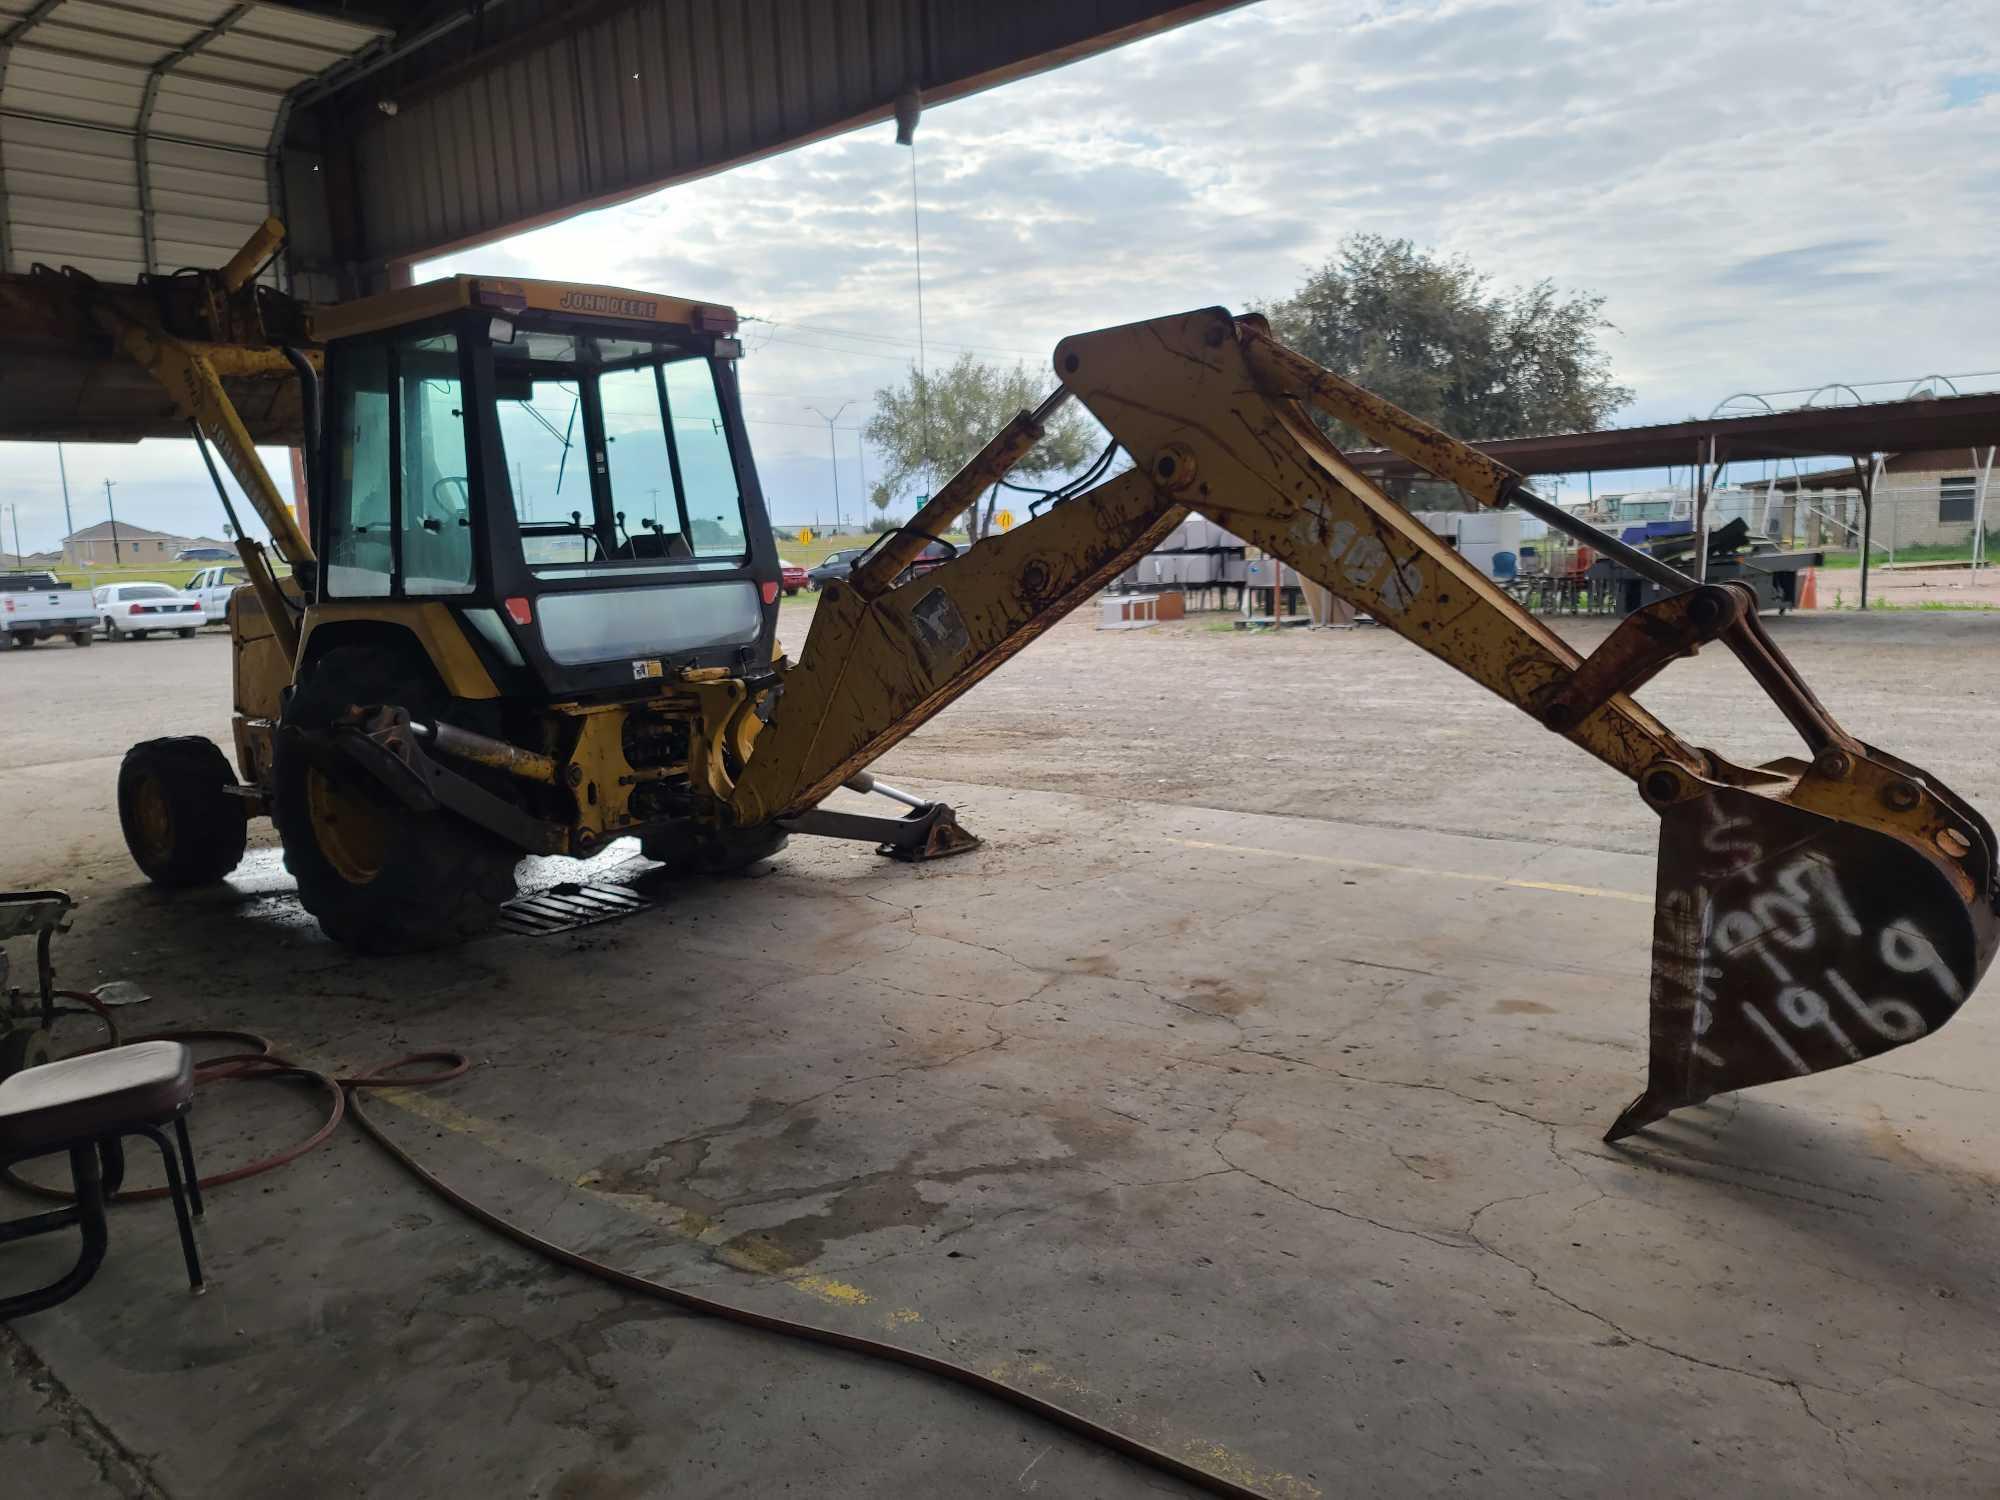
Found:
<box><xmin>104</xmin><ymin>479</ymin><xmax>121</xmax><ymax>564</ymax></box>
<box><xmin>806</xmin><ymin>402</ymin><xmax>853</xmax><ymax>531</ymax></box>
<box><xmin>6</xmin><ymin>503</ymin><xmax>21</xmax><ymax>565</ymax></box>
<box><xmin>56</xmin><ymin>442</ymin><xmax>75</xmax><ymax>559</ymax></box>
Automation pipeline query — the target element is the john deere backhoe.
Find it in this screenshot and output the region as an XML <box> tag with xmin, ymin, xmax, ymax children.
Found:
<box><xmin>3</xmin><ymin>220</ymin><xmax>1993</xmax><ymax>1138</ymax></box>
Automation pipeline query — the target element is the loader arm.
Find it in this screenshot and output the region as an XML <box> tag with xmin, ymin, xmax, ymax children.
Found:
<box><xmin>742</xmin><ymin>308</ymin><xmax>1999</xmax><ymax>1139</ymax></box>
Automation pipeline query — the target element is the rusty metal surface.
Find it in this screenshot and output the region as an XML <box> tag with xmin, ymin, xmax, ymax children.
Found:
<box><xmin>730</xmin><ymin>468</ymin><xmax>1182</xmax><ymax>826</ymax></box>
<box><xmin>849</xmin><ymin>400</ymin><xmax>1062</xmax><ymax>599</ymax></box>
<box><xmin>1613</xmin><ymin>783</ymin><xmax>1999</xmax><ymax>1139</ymax></box>
<box><xmin>1536</xmin><ymin>583</ymin><xmax>1748</xmax><ymax>735</ymax></box>
<box><xmin>1243</xmin><ymin>330</ymin><xmax>1519</xmax><ymax>507</ymax></box>
<box><xmin>1056</xmin><ymin>308</ymin><xmax>1701</xmax><ymax>784</ymax></box>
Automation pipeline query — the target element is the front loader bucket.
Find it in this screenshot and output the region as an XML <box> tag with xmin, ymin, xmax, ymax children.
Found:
<box><xmin>1610</xmin><ymin>773</ymin><xmax>2000</xmax><ymax>1140</ymax></box>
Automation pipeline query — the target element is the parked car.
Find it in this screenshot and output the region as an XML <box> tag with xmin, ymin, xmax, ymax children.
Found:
<box><xmin>0</xmin><ymin>571</ymin><xmax>96</xmax><ymax>648</ymax></box>
<box><xmin>92</xmin><ymin>582</ymin><xmax>204</xmax><ymax>640</ymax></box>
<box><xmin>174</xmin><ymin>546</ymin><xmax>235</xmax><ymax>562</ymax></box>
<box><xmin>778</xmin><ymin>559</ymin><xmax>809</xmax><ymax>596</ymax></box>
<box><xmin>183</xmin><ymin>563</ymin><xmax>249</xmax><ymax>624</ymax></box>
<box><xmin>806</xmin><ymin>547</ymin><xmax>867</xmax><ymax>589</ymax></box>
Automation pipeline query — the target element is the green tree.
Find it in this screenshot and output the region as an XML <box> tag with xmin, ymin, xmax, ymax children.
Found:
<box><xmin>1264</xmin><ymin>234</ymin><xmax>1633</xmax><ymax>467</ymax></box>
<box><xmin>864</xmin><ymin>353</ymin><xmax>1097</xmax><ymax>538</ymax></box>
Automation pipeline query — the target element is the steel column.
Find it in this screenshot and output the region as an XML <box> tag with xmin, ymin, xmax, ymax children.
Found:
<box><xmin>135</xmin><ymin>3</ymin><xmax>255</xmax><ymax>276</ymax></box>
<box><xmin>1856</xmin><ymin>455</ymin><xmax>1873</xmax><ymax>612</ymax></box>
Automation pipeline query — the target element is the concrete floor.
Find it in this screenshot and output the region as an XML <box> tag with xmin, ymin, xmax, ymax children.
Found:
<box><xmin>2</xmin><ymin>613</ymin><xmax>1997</xmax><ymax>1497</ymax></box>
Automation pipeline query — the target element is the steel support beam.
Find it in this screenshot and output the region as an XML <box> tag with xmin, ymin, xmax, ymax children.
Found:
<box><xmin>137</xmin><ymin>4</ymin><xmax>255</xmax><ymax>276</ymax></box>
<box><xmin>0</xmin><ymin>0</ymin><xmax>67</xmax><ymax>270</ymax></box>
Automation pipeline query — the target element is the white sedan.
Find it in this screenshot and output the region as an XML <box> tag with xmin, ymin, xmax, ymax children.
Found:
<box><xmin>92</xmin><ymin>582</ymin><xmax>205</xmax><ymax>641</ymax></box>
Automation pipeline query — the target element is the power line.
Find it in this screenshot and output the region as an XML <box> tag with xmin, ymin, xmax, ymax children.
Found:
<box><xmin>744</xmin><ymin>315</ymin><xmax>1042</xmax><ymax>361</ymax></box>
<box><xmin>743</xmin><ymin>417</ymin><xmax>864</xmax><ymax>432</ymax></box>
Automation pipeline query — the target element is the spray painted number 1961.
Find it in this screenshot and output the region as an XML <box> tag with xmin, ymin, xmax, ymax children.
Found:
<box><xmin>1710</xmin><ymin>852</ymin><xmax>1963</xmax><ymax>1074</ymax></box>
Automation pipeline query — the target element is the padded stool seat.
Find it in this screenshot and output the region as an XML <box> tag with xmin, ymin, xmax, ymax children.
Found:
<box><xmin>0</xmin><ymin>1041</ymin><xmax>206</xmax><ymax>1320</ymax></box>
<box><xmin>0</xmin><ymin>1041</ymin><xmax>194</xmax><ymax>1155</ymax></box>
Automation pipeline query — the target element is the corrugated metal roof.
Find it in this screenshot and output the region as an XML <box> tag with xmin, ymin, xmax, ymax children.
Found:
<box><xmin>0</xmin><ymin>0</ymin><xmax>386</xmax><ymax>282</ymax></box>
<box><xmin>308</xmin><ymin>0</ymin><xmax>1251</xmax><ymax>274</ymax></box>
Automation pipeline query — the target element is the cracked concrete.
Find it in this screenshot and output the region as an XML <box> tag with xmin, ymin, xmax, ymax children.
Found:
<box><xmin>2</xmin><ymin>612</ymin><xmax>1997</xmax><ymax>1496</ymax></box>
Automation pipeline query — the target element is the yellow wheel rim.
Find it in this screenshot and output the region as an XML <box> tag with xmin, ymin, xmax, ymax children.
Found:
<box><xmin>131</xmin><ymin>775</ymin><xmax>173</xmax><ymax>863</ymax></box>
<box><xmin>306</xmin><ymin>766</ymin><xmax>389</xmax><ymax>885</ymax></box>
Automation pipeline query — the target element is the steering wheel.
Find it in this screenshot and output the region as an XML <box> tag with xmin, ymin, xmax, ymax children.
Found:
<box><xmin>432</xmin><ymin>476</ymin><xmax>470</xmax><ymax>512</ymax></box>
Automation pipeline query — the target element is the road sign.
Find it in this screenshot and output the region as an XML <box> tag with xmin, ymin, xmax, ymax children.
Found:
<box><xmin>795</xmin><ymin>526</ymin><xmax>815</xmax><ymax>545</ymax></box>
<box><xmin>994</xmin><ymin>510</ymin><xmax>1015</xmax><ymax>531</ymax></box>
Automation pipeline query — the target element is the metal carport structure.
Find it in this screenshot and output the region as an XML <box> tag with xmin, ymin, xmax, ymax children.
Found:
<box><xmin>0</xmin><ymin>1</ymin><xmax>1247</xmax><ymax>301</ymax></box>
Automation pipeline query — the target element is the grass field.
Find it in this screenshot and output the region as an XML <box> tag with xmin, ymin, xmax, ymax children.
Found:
<box><xmin>1819</xmin><ymin>533</ymin><xmax>2000</xmax><ymax>569</ymax></box>
<box><xmin>46</xmin><ymin>563</ymin><xmax>223</xmax><ymax>589</ymax></box>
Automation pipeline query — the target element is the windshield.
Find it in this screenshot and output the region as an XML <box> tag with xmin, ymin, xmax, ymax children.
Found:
<box><xmin>493</xmin><ymin>331</ymin><xmax>749</xmax><ymax>576</ymax></box>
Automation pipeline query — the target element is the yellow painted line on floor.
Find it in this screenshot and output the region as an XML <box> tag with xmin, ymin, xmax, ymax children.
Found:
<box><xmin>1167</xmin><ymin>836</ymin><xmax>1653</xmax><ymax>905</ymax></box>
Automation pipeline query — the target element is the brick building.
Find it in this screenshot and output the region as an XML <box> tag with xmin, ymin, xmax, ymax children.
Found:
<box><xmin>61</xmin><ymin>522</ymin><xmax>227</xmax><ymax>568</ymax></box>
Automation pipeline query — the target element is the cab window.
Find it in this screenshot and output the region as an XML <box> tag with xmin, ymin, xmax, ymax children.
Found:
<box><xmin>326</xmin><ymin>333</ymin><xmax>474</xmax><ymax>598</ymax></box>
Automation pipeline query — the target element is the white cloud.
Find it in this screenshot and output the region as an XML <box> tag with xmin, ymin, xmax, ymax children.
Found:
<box><xmin>6</xmin><ymin>0</ymin><xmax>1996</xmax><ymax>544</ymax></box>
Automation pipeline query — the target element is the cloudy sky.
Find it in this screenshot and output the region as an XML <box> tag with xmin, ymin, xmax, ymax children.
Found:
<box><xmin>5</xmin><ymin>0</ymin><xmax>1998</xmax><ymax>550</ymax></box>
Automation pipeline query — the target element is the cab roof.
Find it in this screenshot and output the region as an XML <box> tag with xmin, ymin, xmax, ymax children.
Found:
<box><xmin>310</xmin><ymin>275</ymin><xmax>739</xmax><ymax>344</ymax></box>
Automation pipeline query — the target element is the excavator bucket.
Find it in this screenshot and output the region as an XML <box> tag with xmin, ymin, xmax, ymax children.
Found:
<box><xmin>1616</xmin><ymin>760</ymin><xmax>2000</xmax><ymax>1139</ymax></box>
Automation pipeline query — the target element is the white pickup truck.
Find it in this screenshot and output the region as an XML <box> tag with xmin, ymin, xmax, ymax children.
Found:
<box><xmin>0</xmin><ymin>571</ymin><xmax>96</xmax><ymax>649</ymax></box>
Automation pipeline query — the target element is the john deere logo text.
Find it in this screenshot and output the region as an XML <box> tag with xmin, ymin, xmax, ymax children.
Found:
<box><xmin>558</xmin><ymin>290</ymin><xmax>658</xmax><ymax>319</ymax></box>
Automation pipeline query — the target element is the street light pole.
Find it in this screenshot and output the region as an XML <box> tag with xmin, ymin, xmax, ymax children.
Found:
<box><xmin>104</xmin><ymin>479</ymin><xmax>121</xmax><ymax>565</ymax></box>
<box><xmin>806</xmin><ymin>402</ymin><xmax>853</xmax><ymax>531</ymax></box>
<box><xmin>56</xmin><ymin>442</ymin><xmax>75</xmax><ymax>560</ymax></box>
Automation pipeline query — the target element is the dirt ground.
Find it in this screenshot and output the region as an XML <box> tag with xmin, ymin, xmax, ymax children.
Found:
<box><xmin>880</xmin><ymin>605</ymin><xmax>2000</xmax><ymax>861</ymax></box>
<box><xmin>4</xmin><ymin>603</ymin><xmax>1997</xmax><ymax>893</ymax></box>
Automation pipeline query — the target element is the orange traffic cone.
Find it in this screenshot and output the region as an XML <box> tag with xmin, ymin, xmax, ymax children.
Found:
<box><xmin>1798</xmin><ymin>567</ymin><xmax>1818</xmax><ymax>610</ymax></box>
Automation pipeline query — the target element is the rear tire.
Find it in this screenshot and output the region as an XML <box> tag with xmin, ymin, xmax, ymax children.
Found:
<box><xmin>8</xmin><ymin>633</ymin><xmax>34</xmax><ymax>649</ymax></box>
<box><xmin>177</xmin><ymin>627</ymin><xmax>197</xmax><ymax>639</ymax></box>
<box><xmin>274</xmin><ymin>645</ymin><xmax>519</xmax><ymax>954</ymax></box>
<box><xmin>119</xmin><ymin>737</ymin><xmax>249</xmax><ymax>887</ymax></box>
<box><xmin>70</xmin><ymin>631</ymin><xmax>93</xmax><ymax>648</ymax></box>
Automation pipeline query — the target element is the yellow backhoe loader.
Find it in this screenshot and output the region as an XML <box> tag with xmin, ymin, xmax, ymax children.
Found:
<box><xmin>4</xmin><ymin>222</ymin><xmax>1993</xmax><ymax>1138</ymax></box>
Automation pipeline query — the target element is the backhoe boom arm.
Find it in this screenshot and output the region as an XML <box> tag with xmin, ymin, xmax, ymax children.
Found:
<box><xmin>743</xmin><ymin>308</ymin><xmax>1999</xmax><ymax>1139</ymax></box>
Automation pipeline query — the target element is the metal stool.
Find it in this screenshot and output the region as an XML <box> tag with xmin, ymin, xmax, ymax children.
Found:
<box><xmin>0</xmin><ymin>1040</ymin><xmax>205</xmax><ymax>1319</ymax></box>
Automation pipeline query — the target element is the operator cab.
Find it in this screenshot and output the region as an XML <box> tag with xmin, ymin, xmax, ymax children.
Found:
<box><xmin>308</xmin><ymin>275</ymin><xmax>780</xmax><ymax>698</ymax></box>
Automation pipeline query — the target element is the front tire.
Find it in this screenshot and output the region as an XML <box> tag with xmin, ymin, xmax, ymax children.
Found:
<box><xmin>274</xmin><ymin>646</ymin><xmax>519</xmax><ymax>954</ymax></box>
<box><xmin>119</xmin><ymin>737</ymin><xmax>249</xmax><ymax>887</ymax></box>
